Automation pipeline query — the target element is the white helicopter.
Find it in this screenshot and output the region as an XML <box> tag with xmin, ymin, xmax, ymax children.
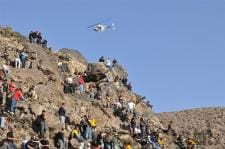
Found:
<box><xmin>88</xmin><ymin>22</ymin><xmax>115</xmax><ymax>32</ymax></box>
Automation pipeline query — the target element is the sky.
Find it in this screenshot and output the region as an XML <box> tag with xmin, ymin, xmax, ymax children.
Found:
<box><xmin>0</xmin><ymin>0</ymin><xmax>225</xmax><ymax>112</ymax></box>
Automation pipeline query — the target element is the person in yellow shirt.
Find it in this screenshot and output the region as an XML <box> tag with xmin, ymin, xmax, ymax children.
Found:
<box><xmin>186</xmin><ymin>138</ymin><xmax>196</xmax><ymax>149</ymax></box>
<box><xmin>69</xmin><ymin>125</ymin><xmax>83</xmax><ymax>142</ymax></box>
<box><xmin>158</xmin><ymin>137</ymin><xmax>167</xmax><ymax>149</ymax></box>
<box><xmin>89</xmin><ymin>118</ymin><xmax>96</xmax><ymax>128</ymax></box>
<box><xmin>125</xmin><ymin>143</ymin><xmax>132</xmax><ymax>149</ymax></box>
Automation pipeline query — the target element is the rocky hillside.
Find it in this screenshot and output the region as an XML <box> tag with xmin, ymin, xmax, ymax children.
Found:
<box><xmin>0</xmin><ymin>27</ymin><xmax>162</xmax><ymax>148</ymax></box>
<box><xmin>158</xmin><ymin>107</ymin><xmax>225</xmax><ymax>149</ymax></box>
<box><xmin>0</xmin><ymin>26</ymin><xmax>224</xmax><ymax>149</ymax></box>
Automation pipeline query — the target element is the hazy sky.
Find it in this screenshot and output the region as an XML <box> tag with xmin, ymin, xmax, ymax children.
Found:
<box><xmin>1</xmin><ymin>0</ymin><xmax>225</xmax><ymax>112</ymax></box>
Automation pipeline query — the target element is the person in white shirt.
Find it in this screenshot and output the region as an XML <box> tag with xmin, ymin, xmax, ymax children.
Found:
<box><xmin>2</xmin><ymin>64</ymin><xmax>10</xmax><ymax>76</ymax></box>
<box><xmin>127</xmin><ymin>101</ymin><xmax>135</xmax><ymax>114</ymax></box>
<box><xmin>105</xmin><ymin>58</ymin><xmax>112</xmax><ymax>71</ymax></box>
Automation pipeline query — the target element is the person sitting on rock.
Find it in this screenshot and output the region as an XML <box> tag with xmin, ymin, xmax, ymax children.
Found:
<box><xmin>24</xmin><ymin>135</ymin><xmax>40</xmax><ymax>149</ymax></box>
<box><xmin>186</xmin><ymin>138</ymin><xmax>197</xmax><ymax>149</ymax></box>
<box><xmin>26</xmin><ymin>85</ymin><xmax>37</xmax><ymax>100</ymax></box>
<box><xmin>2</xmin><ymin>63</ymin><xmax>10</xmax><ymax>76</ymax></box>
<box><xmin>112</xmin><ymin>58</ymin><xmax>117</xmax><ymax>67</ymax></box>
<box><xmin>39</xmin><ymin>137</ymin><xmax>50</xmax><ymax>149</ymax></box>
<box><xmin>148</xmin><ymin>133</ymin><xmax>161</xmax><ymax>149</ymax></box>
<box><xmin>158</xmin><ymin>137</ymin><xmax>167</xmax><ymax>149</ymax></box>
<box><xmin>105</xmin><ymin>70</ymin><xmax>113</xmax><ymax>82</ymax></box>
<box><xmin>174</xmin><ymin>134</ymin><xmax>185</xmax><ymax>149</ymax></box>
<box><xmin>69</xmin><ymin>125</ymin><xmax>83</xmax><ymax>142</ymax></box>
<box><xmin>99</xmin><ymin>56</ymin><xmax>105</xmax><ymax>62</ymax></box>
<box><xmin>125</xmin><ymin>142</ymin><xmax>133</xmax><ymax>149</ymax></box>
<box><xmin>2</xmin><ymin>131</ymin><xmax>18</xmax><ymax>149</ymax></box>
<box><xmin>146</xmin><ymin>101</ymin><xmax>153</xmax><ymax>109</ymax></box>
<box><xmin>167</xmin><ymin>121</ymin><xmax>177</xmax><ymax>136</ymax></box>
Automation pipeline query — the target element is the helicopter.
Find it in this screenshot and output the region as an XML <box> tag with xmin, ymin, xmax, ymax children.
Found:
<box><xmin>88</xmin><ymin>22</ymin><xmax>115</xmax><ymax>32</ymax></box>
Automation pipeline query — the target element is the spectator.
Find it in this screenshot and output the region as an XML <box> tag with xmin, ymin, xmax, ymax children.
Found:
<box><xmin>14</xmin><ymin>49</ymin><xmax>21</xmax><ymax>68</ymax></box>
<box><xmin>99</xmin><ymin>56</ymin><xmax>105</xmax><ymax>62</ymax></box>
<box><xmin>9</xmin><ymin>88</ymin><xmax>25</xmax><ymax>114</ymax></box>
<box><xmin>3</xmin><ymin>48</ymin><xmax>10</xmax><ymax>65</ymax></box>
<box><xmin>78</xmin><ymin>73</ymin><xmax>85</xmax><ymax>94</ymax></box>
<box><xmin>37</xmin><ymin>110</ymin><xmax>48</xmax><ymax>138</ymax></box>
<box><xmin>186</xmin><ymin>138</ymin><xmax>196</xmax><ymax>149</ymax></box>
<box><xmin>3</xmin><ymin>131</ymin><xmax>17</xmax><ymax>149</ymax></box>
<box><xmin>158</xmin><ymin>137</ymin><xmax>167</xmax><ymax>149</ymax></box>
<box><xmin>105</xmin><ymin>58</ymin><xmax>112</xmax><ymax>71</ymax></box>
<box><xmin>24</xmin><ymin>135</ymin><xmax>40</xmax><ymax>149</ymax></box>
<box><xmin>125</xmin><ymin>142</ymin><xmax>132</xmax><ymax>149</ymax></box>
<box><xmin>127</xmin><ymin>101</ymin><xmax>135</xmax><ymax>114</ymax></box>
<box><xmin>69</xmin><ymin>125</ymin><xmax>83</xmax><ymax>142</ymax></box>
<box><xmin>54</xmin><ymin>128</ymin><xmax>67</xmax><ymax>149</ymax></box>
<box><xmin>20</xmin><ymin>49</ymin><xmax>28</xmax><ymax>69</ymax></box>
<box><xmin>2</xmin><ymin>63</ymin><xmax>10</xmax><ymax>76</ymax></box>
<box><xmin>1</xmin><ymin>79</ymin><xmax>8</xmax><ymax>106</ymax></box>
<box><xmin>58</xmin><ymin>103</ymin><xmax>66</xmax><ymax>125</ymax></box>
<box><xmin>103</xmin><ymin>132</ymin><xmax>112</xmax><ymax>149</ymax></box>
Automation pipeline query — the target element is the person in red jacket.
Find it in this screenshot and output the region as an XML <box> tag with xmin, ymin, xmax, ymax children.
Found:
<box><xmin>9</xmin><ymin>88</ymin><xmax>24</xmax><ymax>114</ymax></box>
<box><xmin>78</xmin><ymin>73</ymin><xmax>85</xmax><ymax>94</ymax></box>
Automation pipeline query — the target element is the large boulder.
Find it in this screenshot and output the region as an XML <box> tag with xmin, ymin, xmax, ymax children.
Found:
<box><xmin>58</xmin><ymin>48</ymin><xmax>87</xmax><ymax>74</ymax></box>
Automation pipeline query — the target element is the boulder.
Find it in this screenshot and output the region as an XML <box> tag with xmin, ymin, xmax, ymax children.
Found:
<box><xmin>29</xmin><ymin>103</ymin><xmax>45</xmax><ymax>116</ymax></box>
<box><xmin>58</xmin><ymin>48</ymin><xmax>87</xmax><ymax>74</ymax></box>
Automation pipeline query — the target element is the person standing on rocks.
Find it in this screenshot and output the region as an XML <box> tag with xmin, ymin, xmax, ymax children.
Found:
<box><xmin>58</xmin><ymin>103</ymin><xmax>66</xmax><ymax>125</ymax></box>
<box><xmin>9</xmin><ymin>88</ymin><xmax>25</xmax><ymax>114</ymax></box>
<box><xmin>14</xmin><ymin>49</ymin><xmax>21</xmax><ymax>69</ymax></box>
<box><xmin>78</xmin><ymin>73</ymin><xmax>85</xmax><ymax>94</ymax></box>
<box><xmin>105</xmin><ymin>58</ymin><xmax>112</xmax><ymax>71</ymax></box>
<box><xmin>38</xmin><ymin>110</ymin><xmax>48</xmax><ymax>138</ymax></box>
<box><xmin>127</xmin><ymin>100</ymin><xmax>135</xmax><ymax>114</ymax></box>
<box><xmin>20</xmin><ymin>49</ymin><xmax>28</xmax><ymax>69</ymax></box>
<box><xmin>1</xmin><ymin>78</ymin><xmax>8</xmax><ymax>107</ymax></box>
